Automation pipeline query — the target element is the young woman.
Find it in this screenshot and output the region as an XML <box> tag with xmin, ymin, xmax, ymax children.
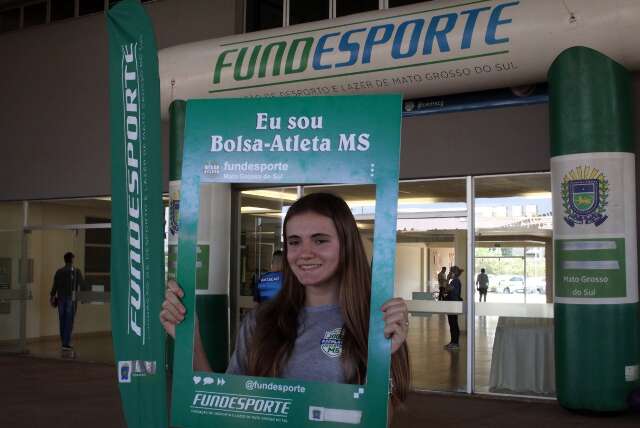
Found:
<box><xmin>160</xmin><ymin>192</ymin><xmax>411</xmax><ymax>408</ymax></box>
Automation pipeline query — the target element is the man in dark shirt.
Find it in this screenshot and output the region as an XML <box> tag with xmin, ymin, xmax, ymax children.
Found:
<box><xmin>444</xmin><ymin>265</ymin><xmax>463</xmax><ymax>350</ymax></box>
<box><xmin>50</xmin><ymin>252</ymin><xmax>84</xmax><ymax>352</ymax></box>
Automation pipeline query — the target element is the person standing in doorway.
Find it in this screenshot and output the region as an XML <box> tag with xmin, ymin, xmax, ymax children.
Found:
<box><xmin>444</xmin><ymin>266</ymin><xmax>463</xmax><ymax>350</ymax></box>
<box><xmin>50</xmin><ymin>252</ymin><xmax>83</xmax><ymax>355</ymax></box>
<box><xmin>253</xmin><ymin>250</ymin><xmax>283</xmax><ymax>303</ymax></box>
<box><xmin>476</xmin><ymin>268</ymin><xmax>489</xmax><ymax>302</ymax></box>
<box><xmin>437</xmin><ymin>267</ymin><xmax>447</xmax><ymax>301</ymax></box>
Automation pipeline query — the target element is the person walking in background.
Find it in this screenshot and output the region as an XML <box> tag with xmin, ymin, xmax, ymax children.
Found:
<box><xmin>444</xmin><ymin>266</ymin><xmax>463</xmax><ymax>350</ymax></box>
<box><xmin>253</xmin><ymin>250</ymin><xmax>283</xmax><ymax>303</ymax></box>
<box><xmin>437</xmin><ymin>266</ymin><xmax>447</xmax><ymax>301</ymax></box>
<box><xmin>50</xmin><ymin>252</ymin><xmax>83</xmax><ymax>355</ymax></box>
<box><xmin>476</xmin><ymin>268</ymin><xmax>489</xmax><ymax>302</ymax></box>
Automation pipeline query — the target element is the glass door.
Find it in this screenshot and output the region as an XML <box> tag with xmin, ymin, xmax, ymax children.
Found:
<box><xmin>0</xmin><ymin>202</ymin><xmax>27</xmax><ymax>354</ymax></box>
<box><xmin>395</xmin><ymin>178</ymin><xmax>468</xmax><ymax>393</ymax></box>
<box><xmin>473</xmin><ymin>173</ymin><xmax>555</xmax><ymax>398</ymax></box>
<box><xmin>234</xmin><ymin>187</ymin><xmax>297</xmax><ymax>336</ymax></box>
<box><xmin>0</xmin><ymin>229</ymin><xmax>26</xmax><ymax>353</ymax></box>
<box><xmin>23</xmin><ymin>198</ymin><xmax>113</xmax><ymax>362</ymax></box>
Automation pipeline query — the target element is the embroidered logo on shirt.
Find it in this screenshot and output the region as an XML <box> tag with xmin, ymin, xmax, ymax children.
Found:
<box><xmin>320</xmin><ymin>327</ymin><xmax>343</xmax><ymax>358</ymax></box>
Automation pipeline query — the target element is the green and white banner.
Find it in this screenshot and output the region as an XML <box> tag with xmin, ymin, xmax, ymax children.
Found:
<box><xmin>552</xmin><ymin>152</ymin><xmax>637</xmax><ymax>304</ymax></box>
<box><xmin>172</xmin><ymin>94</ymin><xmax>402</xmax><ymax>427</ymax></box>
<box><xmin>107</xmin><ymin>1</ymin><xmax>168</xmax><ymax>427</ymax></box>
<box><xmin>158</xmin><ymin>0</ymin><xmax>640</xmax><ymax>118</ymax></box>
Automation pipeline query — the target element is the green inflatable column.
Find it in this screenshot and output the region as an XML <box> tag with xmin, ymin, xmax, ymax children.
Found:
<box><xmin>168</xmin><ymin>100</ymin><xmax>229</xmax><ymax>372</ymax></box>
<box><xmin>549</xmin><ymin>47</ymin><xmax>640</xmax><ymax>411</ymax></box>
<box><xmin>165</xmin><ymin>100</ymin><xmax>185</xmax><ymax>370</ymax></box>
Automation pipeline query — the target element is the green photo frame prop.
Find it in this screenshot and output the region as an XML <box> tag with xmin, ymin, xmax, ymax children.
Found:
<box><xmin>172</xmin><ymin>95</ymin><xmax>402</xmax><ymax>428</ymax></box>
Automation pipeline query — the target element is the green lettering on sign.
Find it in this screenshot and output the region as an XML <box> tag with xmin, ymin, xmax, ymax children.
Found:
<box><xmin>554</xmin><ymin>238</ymin><xmax>626</xmax><ymax>298</ymax></box>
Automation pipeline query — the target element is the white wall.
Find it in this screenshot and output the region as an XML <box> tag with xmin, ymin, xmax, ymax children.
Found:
<box><xmin>0</xmin><ymin>0</ymin><xmax>241</xmax><ymax>202</ymax></box>
<box><xmin>394</xmin><ymin>244</ymin><xmax>424</xmax><ymax>301</ymax></box>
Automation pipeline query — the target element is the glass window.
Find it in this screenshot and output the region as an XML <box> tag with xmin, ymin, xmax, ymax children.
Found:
<box><xmin>289</xmin><ymin>0</ymin><xmax>328</xmax><ymax>25</ymax></box>
<box><xmin>336</xmin><ymin>0</ymin><xmax>378</xmax><ymax>17</ymax></box>
<box><xmin>79</xmin><ymin>0</ymin><xmax>104</xmax><ymax>16</ymax></box>
<box><xmin>238</xmin><ymin>187</ymin><xmax>294</xmax><ymax>302</ymax></box>
<box><xmin>245</xmin><ymin>0</ymin><xmax>283</xmax><ymax>32</ymax></box>
<box><xmin>389</xmin><ymin>0</ymin><xmax>432</xmax><ymax>7</ymax></box>
<box><xmin>23</xmin><ymin>2</ymin><xmax>47</xmax><ymax>28</ymax></box>
<box><xmin>109</xmin><ymin>0</ymin><xmax>154</xmax><ymax>7</ymax></box>
<box><xmin>393</xmin><ymin>178</ymin><xmax>468</xmax><ymax>392</ymax></box>
<box><xmin>0</xmin><ymin>8</ymin><xmax>20</xmax><ymax>33</ymax></box>
<box><xmin>51</xmin><ymin>0</ymin><xmax>75</xmax><ymax>21</ymax></box>
<box><xmin>0</xmin><ymin>229</ymin><xmax>24</xmax><ymax>347</ymax></box>
<box><xmin>0</xmin><ymin>201</ymin><xmax>26</xmax><ymax>326</ymax></box>
<box><xmin>474</xmin><ymin>173</ymin><xmax>555</xmax><ymax>398</ymax></box>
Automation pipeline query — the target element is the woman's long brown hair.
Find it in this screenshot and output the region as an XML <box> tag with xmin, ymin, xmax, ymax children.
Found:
<box><xmin>246</xmin><ymin>192</ymin><xmax>410</xmax><ymax>407</ymax></box>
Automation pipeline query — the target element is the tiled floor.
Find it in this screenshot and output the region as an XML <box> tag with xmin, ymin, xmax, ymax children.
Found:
<box><xmin>1</xmin><ymin>332</ymin><xmax>115</xmax><ymax>364</ymax></box>
<box><xmin>407</xmin><ymin>314</ymin><xmax>553</xmax><ymax>397</ymax></box>
<box><xmin>407</xmin><ymin>314</ymin><xmax>494</xmax><ymax>392</ymax></box>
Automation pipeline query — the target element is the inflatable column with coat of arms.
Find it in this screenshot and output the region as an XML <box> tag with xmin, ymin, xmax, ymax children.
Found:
<box><xmin>549</xmin><ymin>47</ymin><xmax>639</xmax><ymax>411</ymax></box>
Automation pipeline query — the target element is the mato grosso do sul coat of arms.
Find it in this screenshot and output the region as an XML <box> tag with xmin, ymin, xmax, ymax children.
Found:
<box><xmin>561</xmin><ymin>165</ymin><xmax>609</xmax><ymax>227</ymax></box>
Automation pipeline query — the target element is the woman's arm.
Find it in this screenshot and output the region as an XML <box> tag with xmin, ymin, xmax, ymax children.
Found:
<box><xmin>160</xmin><ymin>279</ymin><xmax>211</xmax><ymax>372</ymax></box>
<box><xmin>381</xmin><ymin>297</ymin><xmax>411</xmax><ymax>420</ymax></box>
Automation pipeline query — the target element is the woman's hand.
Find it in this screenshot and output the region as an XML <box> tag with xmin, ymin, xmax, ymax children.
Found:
<box><xmin>159</xmin><ymin>279</ymin><xmax>186</xmax><ymax>339</ymax></box>
<box><xmin>381</xmin><ymin>297</ymin><xmax>409</xmax><ymax>354</ymax></box>
<box><xmin>159</xmin><ymin>280</ymin><xmax>210</xmax><ymax>371</ymax></box>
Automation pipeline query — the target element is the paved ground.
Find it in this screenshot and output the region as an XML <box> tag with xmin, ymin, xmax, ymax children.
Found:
<box><xmin>0</xmin><ymin>355</ymin><xmax>125</xmax><ymax>428</ymax></box>
<box><xmin>392</xmin><ymin>392</ymin><xmax>640</xmax><ymax>428</ymax></box>
<box><xmin>1</xmin><ymin>354</ymin><xmax>638</xmax><ymax>428</ymax></box>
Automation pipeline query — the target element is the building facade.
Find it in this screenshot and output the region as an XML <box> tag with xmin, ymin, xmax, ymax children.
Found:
<box><xmin>0</xmin><ymin>0</ymin><xmax>638</xmax><ymax>401</ymax></box>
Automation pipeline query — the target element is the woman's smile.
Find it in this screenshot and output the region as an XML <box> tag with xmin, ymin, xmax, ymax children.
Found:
<box><xmin>286</xmin><ymin>211</ymin><xmax>340</xmax><ymax>290</ymax></box>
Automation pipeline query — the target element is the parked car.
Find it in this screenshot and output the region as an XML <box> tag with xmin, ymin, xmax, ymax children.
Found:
<box><xmin>497</xmin><ymin>276</ymin><xmax>525</xmax><ymax>294</ymax></box>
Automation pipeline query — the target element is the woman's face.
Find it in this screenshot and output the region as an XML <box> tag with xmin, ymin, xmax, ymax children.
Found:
<box><xmin>285</xmin><ymin>211</ymin><xmax>340</xmax><ymax>289</ymax></box>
